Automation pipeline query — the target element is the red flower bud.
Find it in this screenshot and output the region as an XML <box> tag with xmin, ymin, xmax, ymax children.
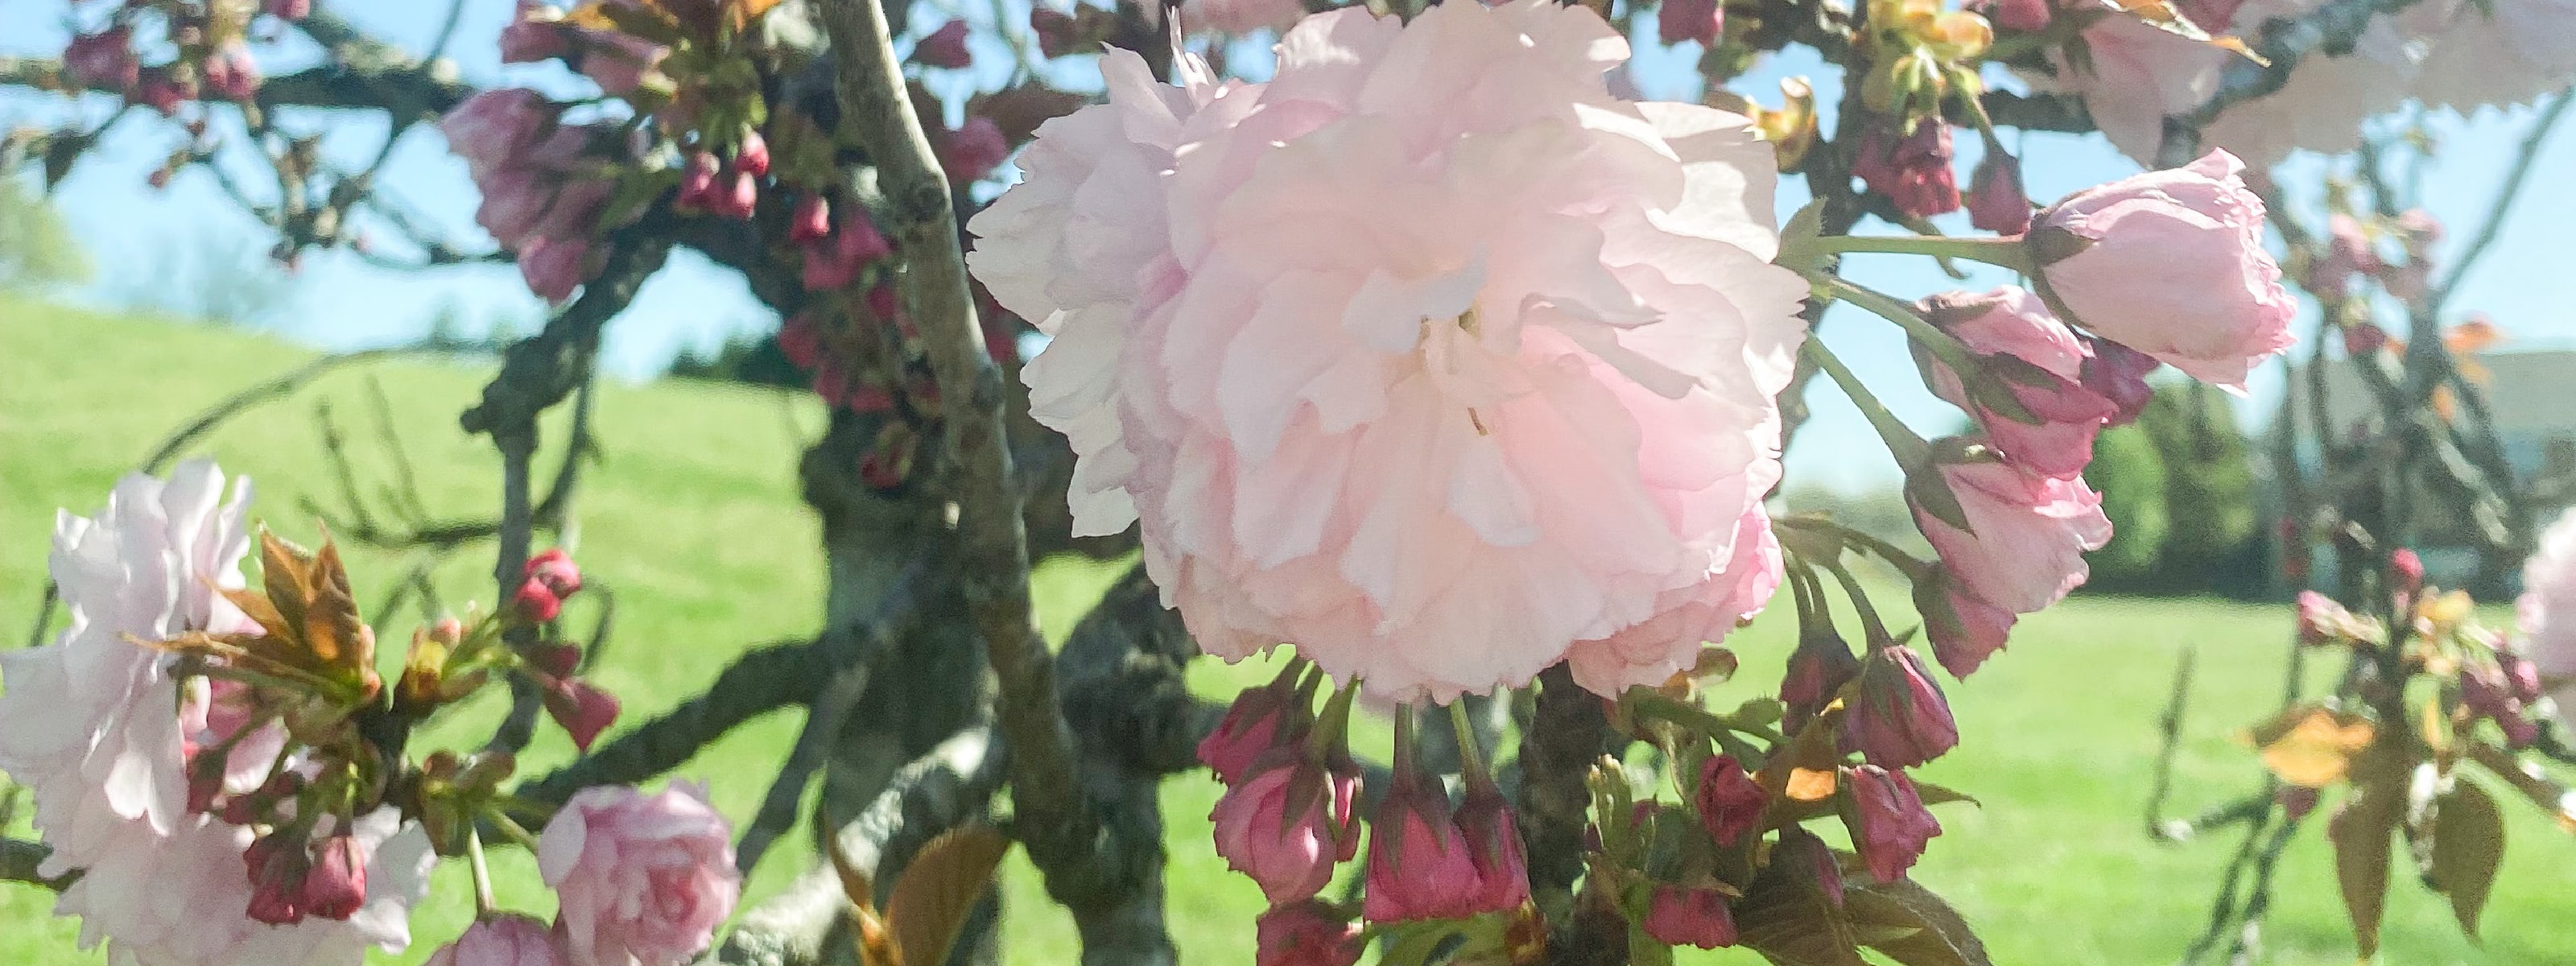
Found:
<box><xmin>1843</xmin><ymin>646</ymin><xmax>1959</xmax><ymax>769</ymax></box>
<box><xmin>1657</xmin><ymin>0</ymin><xmax>1724</xmax><ymax>46</ymax></box>
<box><xmin>1966</xmin><ymin>150</ymin><xmax>2031</xmax><ymax>235</ymax></box>
<box><xmin>1256</xmin><ymin>899</ymin><xmax>1361</xmax><ymax>966</ymax></box>
<box><xmin>2391</xmin><ymin>548</ymin><xmax>2423</xmax><ymax>594</ymax></box>
<box><xmin>1914</xmin><ymin>574</ymin><xmax>2016</xmax><ymax>679</ymax></box>
<box><xmin>1199</xmin><ymin>671</ymin><xmax>1313</xmax><ymax>783</ymax></box>
<box><xmin>244</xmin><ymin>834</ymin><xmax>311</xmax><ymax>925</ymax></box>
<box><xmin>543</xmin><ymin>678</ymin><xmax>621</xmax><ymax>752</ymax></box>
<box><xmin>937</xmin><ymin>117</ymin><xmax>1009</xmax><ymax>184</ymax></box>
<box><xmin>790</xmin><ymin>194</ymin><xmax>832</xmax><ymax>245</ymax></box>
<box><xmin>678</xmin><ymin>151</ymin><xmax>719</xmax><ymax>208</ymax></box>
<box><xmin>1845</xmin><ymin>766</ymin><xmax>1942</xmax><ymax>883</ymax></box>
<box><xmin>512</xmin><ymin>577</ymin><xmax>562</xmax><ymax>623</ymax></box>
<box><xmin>735</xmin><ymin>129</ymin><xmax>770</xmax><ymax>178</ymax></box>
<box><xmin>300</xmin><ymin>834</ymin><xmax>369</xmax><ymax>921</ymax></box>
<box><xmin>2343</xmin><ymin>322</ymin><xmax>2387</xmax><ymax>357</ymax></box>
<box><xmin>1641</xmin><ymin>886</ymin><xmax>1737</xmax><ymax>949</ymax></box>
<box><xmin>1853</xmin><ymin>121</ymin><xmax>1961</xmax><ymax>220</ymax></box>
<box><xmin>1452</xmin><ymin>782</ymin><xmax>1530</xmax><ymax>914</ymax></box>
<box><xmin>1360</xmin><ymin>770</ymin><xmax>1479</xmax><ymax>922</ymax></box>
<box><xmin>524</xmin><ymin>548</ymin><xmax>582</xmax><ymax>599</ymax></box>
<box><xmin>915</xmin><ymin>20</ymin><xmax>975</xmax><ymax>69</ymax></box>
<box><xmin>2077</xmin><ymin>336</ymin><xmax>2158</xmax><ymax>427</ymax></box>
<box><xmin>1030</xmin><ymin>8</ymin><xmax>1084</xmax><ymax>58</ymax></box>
<box><xmin>1695</xmin><ymin>754</ymin><xmax>1765</xmax><ymax>847</ymax></box>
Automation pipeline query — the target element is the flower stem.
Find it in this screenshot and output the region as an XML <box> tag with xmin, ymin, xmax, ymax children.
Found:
<box><xmin>465</xmin><ymin>827</ymin><xmax>497</xmax><ymax>916</ymax></box>
<box><xmin>1814</xmin><ymin>273</ymin><xmax>1988</xmax><ymax>386</ymax></box>
<box><xmin>1446</xmin><ymin>701</ymin><xmax>1495</xmax><ymax>792</ymax></box>
<box><xmin>1801</xmin><ymin>338</ymin><xmax>1931</xmax><ymax>473</ymax></box>
<box><xmin>1805</xmin><ymin>233</ymin><xmax>2037</xmax><ymax>275</ymax></box>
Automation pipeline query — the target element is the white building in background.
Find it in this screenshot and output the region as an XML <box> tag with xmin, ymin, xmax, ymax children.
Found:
<box><xmin>2277</xmin><ymin>347</ymin><xmax>2576</xmax><ymax>588</ymax></box>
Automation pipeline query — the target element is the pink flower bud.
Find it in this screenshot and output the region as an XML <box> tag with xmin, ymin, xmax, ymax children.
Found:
<box><xmin>736</xmin><ymin>129</ymin><xmax>771</xmax><ymax>178</ymax></box>
<box><xmin>426</xmin><ymin>914</ymin><xmax>568</xmax><ymax>966</ymax></box>
<box><xmin>2343</xmin><ymin>322</ymin><xmax>2387</xmax><ymax>357</ymax></box>
<box><xmin>1845</xmin><ymin>766</ymin><xmax>1942</xmax><ymax>883</ymax></box>
<box><xmin>1212</xmin><ymin>753</ymin><xmax>1358</xmax><ymax>906</ymax></box>
<box><xmin>499</xmin><ymin>19</ymin><xmax>569</xmax><ymax>63</ymax></box>
<box><xmin>1657</xmin><ymin>0</ymin><xmax>1724</xmax><ymax>46</ymax></box>
<box><xmin>2305</xmin><ymin>214</ymin><xmax>2380</xmax><ymax>294</ymax></box>
<box><xmin>2295</xmin><ymin>591</ymin><xmax>2355</xmax><ymax>646</ymax></box>
<box><xmin>514</xmin><ymin>576</ymin><xmax>564</xmax><ymax>623</ymax></box>
<box><xmin>1843</xmin><ymin>646</ymin><xmax>1959</xmax><ymax>769</ymax></box>
<box><xmin>530</xmin><ymin>641</ymin><xmax>583</xmax><ymax>679</ymax></box>
<box><xmin>299</xmin><ymin>834</ymin><xmax>369</xmax><ymax>921</ymax></box>
<box><xmin>1775</xmin><ymin>828</ymin><xmax>1845</xmax><ymax>907</ymax></box>
<box><xmin>1695</xmin><ymin>754</ymin><xmax>1765</xmax><ymax>847</ymax></box>
<box><xmin>2503</xmin><ymin>653</ymin><xmax>2543</xmax><ymax>705</ymax></box>
<box><xmin>64</xmin><ymin>27</ymin><xmax>138</xmax><ymax>92</ymax></box>
<box><xmin>2030</xmin><ymin>151</ymin><xmax>2295</xmax><ymax>391</ymax></box>
<box><xmin>1914</xmin><ymin>576</ymin><xmax>2016</xmax><ymax>678</ymax></box>
<box><xmin>1198</xmin><ymin>673</ymin><xmax>1312</xmax><ymax>783</ymax></box>
<box><xmin>138</xmin><ymin>67</ymin><xmax>192</xmax><ymax>114</ymax></box>
<box><xmin>1919</xmin><ymin>287</ymin><xmax>2118</xmax><ymax>480</ymax></box>
<box><xmin>937</xmin><ymin>117</ymin><xmax>1009</xmax><ymax>184</ymax></box>
<box><xmin>1973</xmin><ymin>0</ymin><xmax>2052</xmax><ymax>31</ymax></box>
<box><xmin>791</xmin><ymin>194</ymin><xmax>832</xmax><ymax>244</ymax></box>
<box><xmin>1256</xmin><ymin>900</ymin><xmax>1361</xmax><ymax>966</ymax></box>
<box><xmin>1641</xmin><ymin>886</ymin><xmax>1737</xmax><ymax>949</ymax></box>
<box><xmin>518</xmin><ymin>235</ymin><xmax>597</xmax><ymax>303</ymax></box>
<box><xmin>1911</xmin><ymin>452</ymin><xmax>2112</xmax><ymax>616</ymax></box>
<box><xmin>678</xmin><ymin>151</ymin><xmax>720</xmax><ymax>208</ymax></box>
<box><xmin>2391</xmin><ymin>548</ymin><xmax>2423</xmax><ymax>594</ymax></box>
<box><xmin>916</xmin><ymin>20</ymin><xmax>975</xmax><ymax>68</ymax></box>
<box><xmin>803</xmin><ymin>217</ymin><xmax>894</xmax><ymax>291</ymax></box>
<box><xmin>244</xmin><ymin>834</ymin><xmax>311</xmax><ymax>924</ymax></box>
<box><xmin>525</xmin><ymin>548</ymin><xmax>583</xmax><ymax>599</ymax></box>
<box><xmin>578</xmin><ymin>31</ymin><xmax>667</xmax><ymax>97</ymax></box>
<box><xmin>544</xmin><ymin>678</ymin><xmax>621</xmax><ymax>752</ymax></box>
<box><xmin>265</xmin><ymin>0</ymin><xmax>313</xmax><ymax>20</ymax></box>
<box><xmin>1966</xmin><ymin>151</ymin><xmax>2030</xmax><ymax>235</ymax></box>
<box><xmin>700</xmin><ymin>166</ymin><xmax>758</xmax><ymax>220</ymax></box>
<box><xmin>2076</xmin><ymin>336</ymin><xmax>2157</xmax><ymax>427</ymax></box>
<box><xmin>202</xmin><ymin>43</ymin><xmax>262</xmax><ymax>101</ymax></box>
<box><xmin>1854</xmin><ymin>122</ymin><xmax>1961</xmax><ymax>220</ymax></box>
<box><xmin>1452</xmin><ymin>782</ymin><xmax>1530</xmax><ymax>914</ymax></box>
<box><xmin>778</xmin><ymin>312</ymin><xmax>824</xmax><ymax>369</ymax></box>
<box><xmin>1360</xmin><ymin>777</ymin><xmax>1480</xmax><ymax>922</ymax></box>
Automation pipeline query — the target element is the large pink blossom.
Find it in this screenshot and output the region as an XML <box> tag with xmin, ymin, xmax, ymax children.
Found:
<box><xmin>972</xmin><ymin>1</ymin><xmax>1806</xmax><ymax>703</ymax></box>
<box><xmin>2034</xmin><ymin>0</ymin><xmax>2368</xmax><ymax>167</ymax></box>
<box><xmin>2520</xmin><ymin>508</ymin><xmax>2576</xmax><ymax>729</ymax></box>
<box><xmin>2033</xmin><ymin>151</ymin><xmax>2295</xmax><ymax>391</ymax></box>
<box><xmin>0</xmin><ymin>461</ymin><xmax>432</xmax><ymax>966</ymax></box>
<box><xmin>2409</xmin><ymin>0</ymin><xmax>2576</xmax><ymax>113</ymax></box>
<box><xmin>539</xmin><ymin>782</ymin><xmax>741</xmax><ymax>966</ymax></box>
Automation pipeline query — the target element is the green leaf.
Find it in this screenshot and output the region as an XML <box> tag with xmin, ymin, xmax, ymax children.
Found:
<box><xmin>1846</xmin><ymin>877</ymin><xmax>1994</xmax><ymax>966</ymax></box>
<box><xmin>2429</xmin><ymin>778</ymin><xmax>2505</xmax><ymax>939</ymax></box>
<box><xmin>2327</xmin><ymin>746</ymin><xmax>2409</xmax><ymax>957</ymax></box>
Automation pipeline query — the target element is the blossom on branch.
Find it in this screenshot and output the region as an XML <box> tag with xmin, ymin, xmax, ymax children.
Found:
<box><xmin>1918</xmin><ymin>287</ymin><xmax>2117</xmax><ymax>480</ymax></box>
<box><xmin>540</xmin><ymin>782</ymin><xmax>741</xmax><ymax>966</ymax></box>
<box><xmin>972</xmin><ymin>0</ymin><xmax>1807</xmax><ymax>704</ymax></box>
<box><xmin>0</xmin><ymin>461</ymin><xmax>431</xmax><ymax>966</ymax></box>
<box><xmin>2029</xmin><ymin>151</ymin><xmax>2295</xmax><ymax>392</ymax></box>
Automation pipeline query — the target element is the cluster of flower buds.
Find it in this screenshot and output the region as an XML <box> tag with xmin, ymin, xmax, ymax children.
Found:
<box><xmin>440</xmin><ymin>90</ymin><xmax>635</xmax><ymax>301</ymax></box>
<box><xmin>1362</xmin><ymin>707</ymin><xmax>1530</xmax><ymax>923</ymax></box>
<box><xmin>502</xmin><ymin>2</ymin><xmax>671</xmax><ymax>97</ymax></box>
<box><xmin>55</xmin><ymin>2</ymin><xmax>306</xmax><ymax>114</ymax></box>
<box><xmin>2301</xmin><ymin>208</ymin><xmax>2444</xmax><ymax>311</ymax></box>
<box><xmin>513</xmin><ymin>548</ymin><xmax>584</xmax><ymax>623</ymax></box>
<box><xmin>1203</xmin><ymin>663</ymin><xmax>1364</xmax><ymax>908</ymax></box>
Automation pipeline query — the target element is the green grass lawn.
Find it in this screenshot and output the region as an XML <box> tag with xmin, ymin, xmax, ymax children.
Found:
<box><xmin>2</xmin><ymin>298</ymin><xmax>2570</xmax><ymax>965</ymax></box>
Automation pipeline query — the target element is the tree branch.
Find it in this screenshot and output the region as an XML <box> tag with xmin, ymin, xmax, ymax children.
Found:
<box><xmin>1</xmin><ymin>838</ymin><xmax>75</xmax><ymax>892</ymax></box>
<box><xmin>816</xmin><ymin>0</ymin><xmax>1086</xmax><ymax>907</ymax></box>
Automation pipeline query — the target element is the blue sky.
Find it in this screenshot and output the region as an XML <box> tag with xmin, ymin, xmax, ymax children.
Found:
<box><xmin>2</xmin><ymin>2</ymin><xmax>2570</xmax><ymax>491</ymax></box>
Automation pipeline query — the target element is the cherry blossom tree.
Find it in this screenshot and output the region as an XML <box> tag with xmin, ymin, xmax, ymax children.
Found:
<box><xmin>0</xmin><ymin>1</ymin><xmax>2568</xmax><ymax>965</ymax></box>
